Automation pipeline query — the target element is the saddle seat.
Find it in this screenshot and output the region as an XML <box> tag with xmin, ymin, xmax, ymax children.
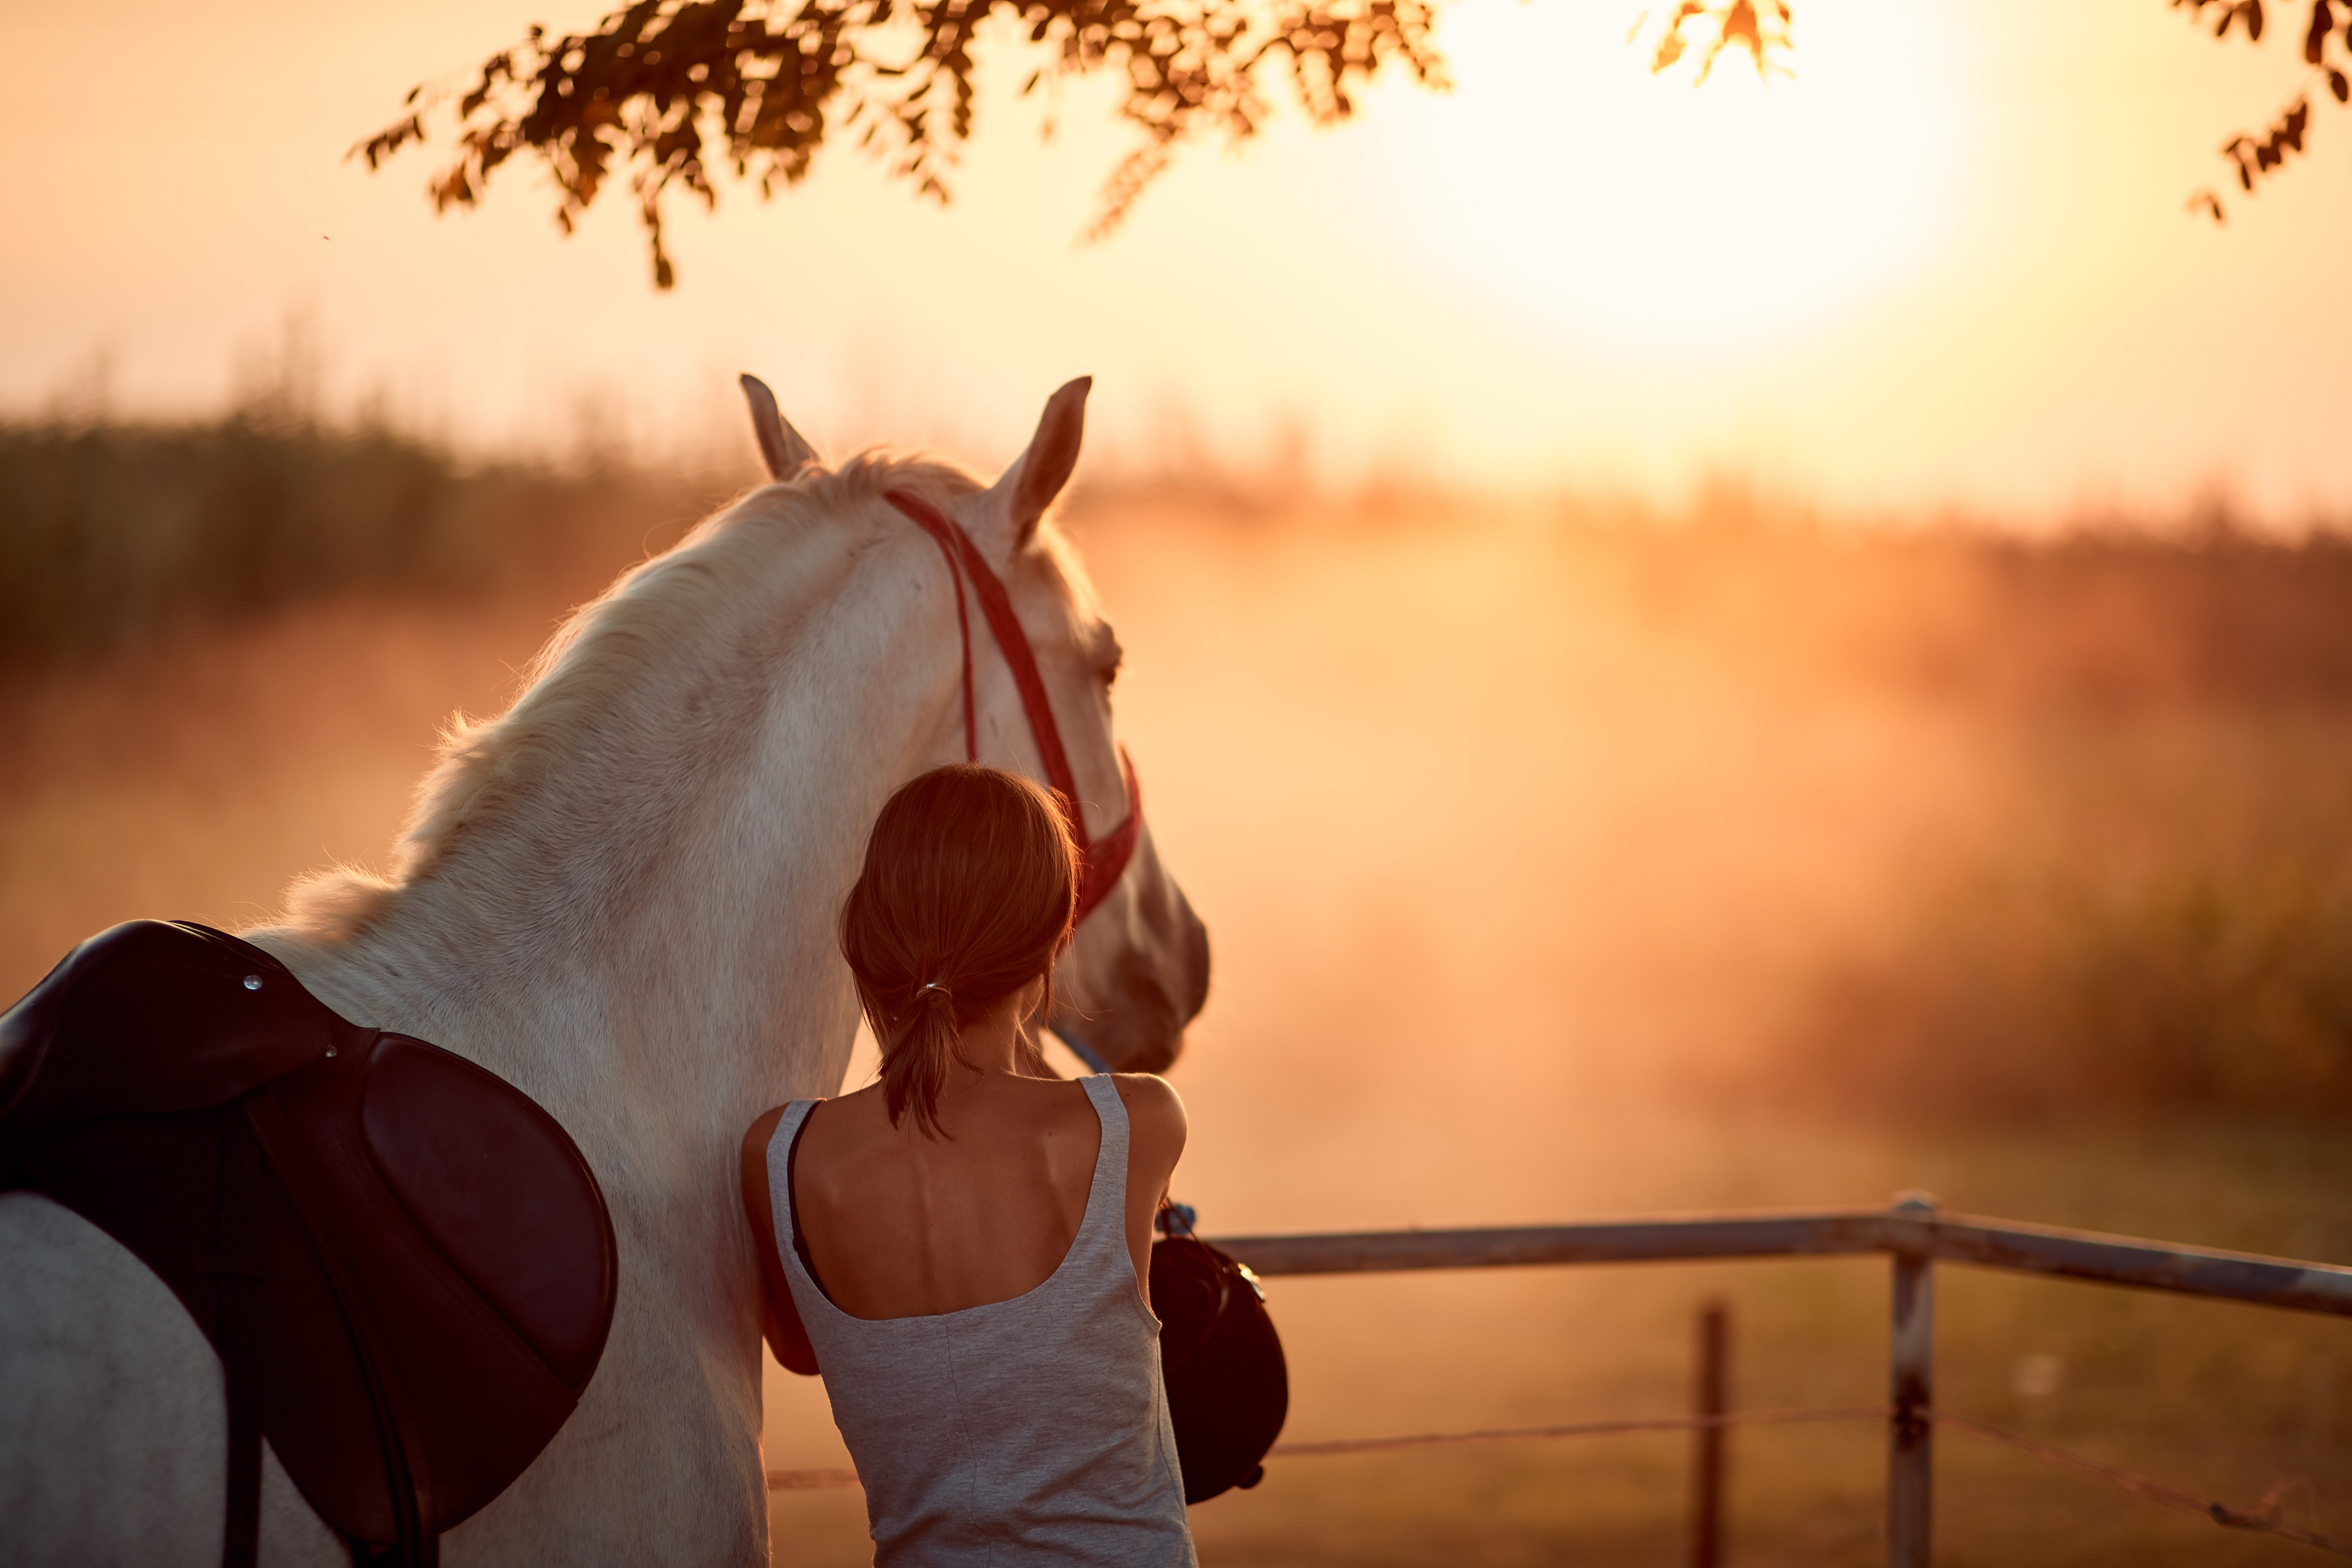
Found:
<box><xmin>0</xmin><ymin>921</ymin><xmax>618</xmax><ymax>1567</ymax></box>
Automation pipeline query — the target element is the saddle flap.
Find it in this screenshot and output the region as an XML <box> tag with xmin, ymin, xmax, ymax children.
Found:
<box><xmin>358</xmin><ymin>1037</ymin><xmax>616</xmax><ymax>1386</ymax></box>
<box><xmin>251</xmin><ymin>1028</ymin><xmax>620</xmax><ymax>1539</ymax></box>
<box><xmin>0</xmin><ymin>922</ymin><xmax>340</xmax><ymax>1155</ymax></box>
<box><xmin>6</xmin><ymin>922</ymin><xmax>620</xmax><ymax>1556</ymax></box>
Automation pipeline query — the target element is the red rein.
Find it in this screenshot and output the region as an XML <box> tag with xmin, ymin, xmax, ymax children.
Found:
<box><xmin>886</xmin><ymin>491</ymin><xmax>1142</xmax><ymax>924</ymax></box>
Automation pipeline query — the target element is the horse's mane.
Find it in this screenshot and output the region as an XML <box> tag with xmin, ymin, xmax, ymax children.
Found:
<box><xmin>278</xmin><ymin>450</ymin><xmax>986</xmax><ymax>943</ymax></box>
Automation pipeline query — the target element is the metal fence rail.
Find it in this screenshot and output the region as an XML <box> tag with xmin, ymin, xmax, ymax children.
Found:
<box><xmin>1207</xmin><ymin>1192</ymin><xmax>2352</xmax><ymax>1566</ymax></box>
<box><xmin>1210</xmin><ymin>1200</ymin><xmax>2352</xmax><ymax>1315</ymax></box>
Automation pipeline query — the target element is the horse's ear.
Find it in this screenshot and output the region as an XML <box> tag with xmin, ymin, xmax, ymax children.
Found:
<box><xmin>739</xmin><ymin>374</ymin><xmax>816</xmax><ymax>479</ymax></box>
<box><xmin>990</xmin><ymin>377</ymin><xmax>1091</xmax><ymax>545</ymax></box>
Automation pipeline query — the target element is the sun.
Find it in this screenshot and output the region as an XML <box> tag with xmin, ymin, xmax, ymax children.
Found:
<box><xmin>1370</xmin><ymin>0</ymin><xmax>1968</xmax><ymax>352</ymax></box>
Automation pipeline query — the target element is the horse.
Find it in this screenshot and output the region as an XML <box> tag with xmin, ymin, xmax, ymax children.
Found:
<box><xmin>0</xmin><ymin>375</ymin><xmax>1211</xmax><ymax>1565</ymax></box>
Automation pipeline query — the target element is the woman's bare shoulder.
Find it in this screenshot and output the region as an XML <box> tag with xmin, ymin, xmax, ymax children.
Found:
<box><xmin>794</xmin><ymin>1085</ymin><xmax>891</xmax><ymax>1155</ymax></box>
<box><xmin>741</xmin><ymin>1102</ymin><xmax>793</xmax><ymax>1161</ymax></box>
<box><xmin>744</xmin><ymin>1089</ymin><xmax>861</xmax><ymax>1148</ymax></box>
<box><xmin>1109</xmin><ymin>1072</ymin><xmax>1188</xmax><ymax>1143</ymax></box>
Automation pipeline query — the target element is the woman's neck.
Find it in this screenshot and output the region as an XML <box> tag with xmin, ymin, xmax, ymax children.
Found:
<box><xmin>937</xmin><ymin>977</ymin><xmax>1051</xmax><ymax>1089</ymax></box>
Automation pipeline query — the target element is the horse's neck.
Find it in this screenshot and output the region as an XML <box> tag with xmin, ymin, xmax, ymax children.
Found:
<box><xmin>261</xmin><ymin>516</ymin><xmax>956</xmax><ymax>1172</ymax></box>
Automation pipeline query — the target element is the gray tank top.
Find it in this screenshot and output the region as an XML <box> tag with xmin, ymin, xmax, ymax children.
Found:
<box><xmin>766</xmin><ymin>1075</ymin><xmax>1197</xmax><ymax>1567</ymax></box>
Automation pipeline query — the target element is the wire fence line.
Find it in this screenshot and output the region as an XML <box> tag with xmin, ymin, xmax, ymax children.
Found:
<box><xmin>766</xmin><ymin>1466</ymin><xmax>861</xmax><ymax>1490</ymax></box>
<box><xmin>1265</xmin><ymin>1403</ymin><xmax>1890</xmax><ymax>1457</ymax></box>
<box><xmin>766</xmin><ymin>1402</ymin><xmax>2352</xmax><ymax>1556</ymax></box>
<box><xmin>1931</xmin><ymin>1413</ymin><xmax>2352</xmax><ymax>1558</ymax></box>
<box><xmin>766</xmin><ymin>1204</ymin><xmax>2352</xmax><ymax>1560</ymax></box>
<box><xmin>763</xmin><ymin>1405</ymin><xmax>1884</xmax><ymax>1489</ymax></box>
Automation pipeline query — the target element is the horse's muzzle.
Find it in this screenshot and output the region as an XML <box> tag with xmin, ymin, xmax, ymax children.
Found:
<box><xmin>1058</xmin><ymin>879</ymin><xmax>1210</xmax><ymax>1075</ymax></box>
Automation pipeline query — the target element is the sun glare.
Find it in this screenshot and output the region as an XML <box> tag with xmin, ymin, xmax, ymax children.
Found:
<box><xmin>1375</xmin><ymin>0</ymin><xmax>1967</xmax><ymax>352</ymax></box>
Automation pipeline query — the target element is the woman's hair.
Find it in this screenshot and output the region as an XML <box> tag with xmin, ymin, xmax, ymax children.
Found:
<box><xmin>841</xmin><ymin>764</ymin><xmax>1079</xmax><ymax>1137</ymax></box>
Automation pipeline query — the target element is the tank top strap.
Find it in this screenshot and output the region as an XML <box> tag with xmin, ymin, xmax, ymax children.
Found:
<box><xmin>764</xmin><ymin>1099</ymin><xmax>821</xmax><ymax>1283</ymax></box>
<box><xmin>1075</xmin><ymin>1074</ymin><xmax>1130</xmax><ymax>1256</ymax></box>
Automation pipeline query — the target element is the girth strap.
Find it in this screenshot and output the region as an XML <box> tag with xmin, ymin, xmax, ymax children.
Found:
<box><xmin>243</xmin><ymin>1084</ymin><xmax>438</xmax><ymax>1568</ymax></box>
<box><xmin>205</xmin><ymin>1116</ymin><xmax>263</xmax><ymax>1568</ymax></box>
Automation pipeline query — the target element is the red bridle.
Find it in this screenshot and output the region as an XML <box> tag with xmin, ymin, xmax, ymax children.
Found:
<box><xmin>886</xmin><ymin>491</ymin><xmax>1142</xmax><ymax>925</ymax></box>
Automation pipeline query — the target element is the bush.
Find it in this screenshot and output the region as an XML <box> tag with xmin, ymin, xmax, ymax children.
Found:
<box><xmin>0</xmin><ymin>415</ymin><xmax>719</xmax><ymax>666</ymax></box>
<box><xmin>1776</xmin><ymin>717</ymin><xmax>2352</xmax><ymax>1121</ymax></box>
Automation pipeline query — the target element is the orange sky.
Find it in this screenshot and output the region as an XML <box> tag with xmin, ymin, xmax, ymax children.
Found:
<box><xmin>3</xmin><ymin>0</ymin><xmax>2348</xmax><ymax>520</ymax></box>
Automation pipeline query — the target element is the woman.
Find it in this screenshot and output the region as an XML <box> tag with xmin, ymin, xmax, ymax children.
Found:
<box><xmin>742</xmin><ymin>764</ymin><xmax>1195</xmax><ymax>1566</ymax></box>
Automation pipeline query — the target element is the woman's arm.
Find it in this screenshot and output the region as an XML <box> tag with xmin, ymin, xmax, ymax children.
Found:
<box><xmin>1110</xmin><ymin>1074</ymin><xmax>1189</xmax><ymax>1307</ymax></box>
<box><xmin>740</xmin><ymin>1106</ymin><xmax>820</xmax><ymax>1376</ymax></box>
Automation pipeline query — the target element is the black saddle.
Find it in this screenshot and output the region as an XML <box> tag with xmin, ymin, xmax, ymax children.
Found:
<box><xmin>0</xmin><ymin>921</ymin><xmax>617</xmax><ymax>1567</ymax></box>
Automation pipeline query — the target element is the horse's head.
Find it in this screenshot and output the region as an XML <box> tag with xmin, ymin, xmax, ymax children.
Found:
<box><xmin>742</xmin><ymin>375</ymin><xmax>1210</xmax><ymax>1072</ymax></box>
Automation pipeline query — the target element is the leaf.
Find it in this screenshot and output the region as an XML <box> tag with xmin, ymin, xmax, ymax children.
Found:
<box><xmin>2330</xmin><ymin>66</ymin><xmax>2350</xmax><ymax>100</ymax></box>
<box><xmin>344</xmin><ymin>0</ymin><xmax>1594</xmax><ymax>281</ymax></box>
<box><xmin>2245</xmin><ymin>0</ymin><xmax>2265</xmax><ymax>39</ymax></box>
<box><xmin>2306</xmin><ymin>0</ymin><xmax>2334</xmax><ymax>62</ymax></box>
<box><xmin>2282</xmin><ymin>96</ymin><xmax>2310</xmax><ymax>147</ymax></box>
<box><xmin>2226</xmin><ymin>133</ymin><xmax>2259</xmax><ymax>187</ymax></box>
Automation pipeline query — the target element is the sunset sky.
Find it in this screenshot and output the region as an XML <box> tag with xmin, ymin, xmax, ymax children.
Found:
<box><xmin>4</xmin><ymin>0</ymin><xmax>2348</xmax><ymax>520</ymax></box>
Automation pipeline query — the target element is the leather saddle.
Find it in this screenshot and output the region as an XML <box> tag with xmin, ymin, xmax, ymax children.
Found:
<box><xmin>0</xmin><ymin>921</ymin><xmax>618</xmax><ymax>1567</ymax></box>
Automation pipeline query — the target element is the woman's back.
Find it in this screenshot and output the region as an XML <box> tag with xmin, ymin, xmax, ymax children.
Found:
<box><xmin>791</xmin><ymin>1072</ymin><xmax>1158</xmax><ymax>1320</ymax></box>
<box><xmin>766</xmin><ymin>1075</ymin><xmax>1195</xmax><ymax>1567</ymax></box>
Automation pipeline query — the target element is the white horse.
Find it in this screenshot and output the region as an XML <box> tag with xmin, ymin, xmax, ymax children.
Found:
<box><xmin>0</xmin><ymin>377</ymin><xmax>1210</xmax><ymax>1565</ymax></box>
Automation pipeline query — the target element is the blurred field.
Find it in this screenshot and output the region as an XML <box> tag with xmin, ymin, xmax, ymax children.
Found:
<box><xmin>6</xmin><ymin>432</ymin><xmax>2352</xmax><ymax>1562</ymax></box>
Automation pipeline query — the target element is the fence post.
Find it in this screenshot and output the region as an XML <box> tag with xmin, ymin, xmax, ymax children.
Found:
<box><xmin>1888</xmin><ymin>1191</ymin><xmax>1937</xmax><ymax>1568</ymax></box>
<box><xmin>1690</xmin><ymin>1298</ymin><xmax>1730</xmax><ymax>1568</ymax></box>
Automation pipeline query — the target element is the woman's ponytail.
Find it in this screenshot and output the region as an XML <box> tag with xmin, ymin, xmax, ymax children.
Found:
<box><xmin>884</xmin><ymin>982</ymin><xmax>966</xmax><ymax>1139</ymax></box>
<box><xmin>841</xmin><ymin>766</ymin><xmax>1079</xmax><ymax>1138</ymax></box>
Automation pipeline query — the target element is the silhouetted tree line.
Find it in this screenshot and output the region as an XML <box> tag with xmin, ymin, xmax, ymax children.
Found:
<box><xmin>12</xmin><ymin>409</ymin><xmax>2352</xmax><ymax>707</ymax></box>
<box><xmin>0</xmin><ymin>415</ymin><xmax>710</xmax><ymax>667</ymax></box>
<box><xmin>1912</xmin><ymin>530</ymin><xmax>2352</xmax><ymax>711</ymax></box>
